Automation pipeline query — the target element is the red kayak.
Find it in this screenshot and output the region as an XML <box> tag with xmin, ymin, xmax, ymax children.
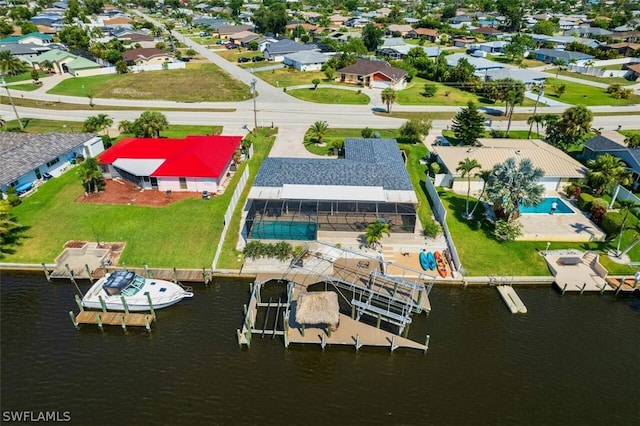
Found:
<box><xmin>434</xmin><ymin>251</ymin><xmax>448</xmax><ymax>278</ymax></box>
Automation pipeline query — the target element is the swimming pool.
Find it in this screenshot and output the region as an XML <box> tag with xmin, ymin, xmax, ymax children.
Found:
<box><xmin>519</xmin><ymin>197</ymin><xmax>573</xmax><ymax>214</ymax></box>
<box><xmin>249</xmin><ymin>220</ymin><xmax>317</xmax><ymax>240</ymax></box>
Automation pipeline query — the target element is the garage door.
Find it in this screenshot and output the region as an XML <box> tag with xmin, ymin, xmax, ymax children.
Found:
<box><xmin>373</xmin><ymin>80</ymin><xmax>390</xmax><ymax>89</ymax></box>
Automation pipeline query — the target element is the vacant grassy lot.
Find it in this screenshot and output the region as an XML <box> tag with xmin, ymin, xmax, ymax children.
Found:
<box><xmin>47</xmin><ymin>64</ymin><xmax>251</xmax><ymax>102</ymax></box>
<box><xmin>0</xmin><ymin>96</ymin><xmax>235</xmax><ymax>112</ymax></box>
<box><xmin>255</xmin><ymin>67</ymin><xmax>328</xmax><ymax>88</ymax></box>
<box><xmin>397</xmin><ymin>77</ymin><xmax>535</xmax><ymax>107</ymax></box>
<box><xmin>2</xmin><ymin>118</ymin><xmax>83</xmax><ymax>133</ymax></box>
<box><xmin>544</xmin><ymin>78</ymin><xmax>640</xmax><ymax>106</ymax></box>
<box><xmin>3</xmin><ymin>124</ymin><xmax>250</xmax><ymax>268</ymax></box>
<box><xmin>288</xmin><ymin>87</ymin><xmax>370</xmax><ymax>104</ymax></box>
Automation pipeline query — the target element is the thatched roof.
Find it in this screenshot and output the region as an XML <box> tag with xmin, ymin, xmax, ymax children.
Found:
<box><xmin>295</xmin><ymin>292</ymin><xmax>340</xmax><ymax>326</ymax></box>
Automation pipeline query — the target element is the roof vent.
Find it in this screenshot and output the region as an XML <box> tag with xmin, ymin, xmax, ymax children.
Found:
<box><xmin>515</xmin><ymin>149</ymin><xmax>521</xmax><ymax>155</ymax></box>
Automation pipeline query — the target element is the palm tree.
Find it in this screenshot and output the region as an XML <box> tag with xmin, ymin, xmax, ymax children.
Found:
<box><xmin>584</xmin><ymin>59</ymin><xmax>595</xmax><ymax>72</ymax></box>
<box><xmin>40</xmin><ymin>60</ymin><xmax>54</xmax><ymax>74</ymax></box>
<box><xmin>618</xmin><ymin>222</ymin><xmax>640</xmax><ymax>259</ymax></box>
<box><xmin>365</xmin><ymin>220</ymin><xmax>390</xmax><ymax>249</ymax></box>
<box><xmin>76</xmin><ymin>157</ymin><xmax>103</xmax><ymax>194</ymax></box>
<box><xmin>381</xmin><ymin>88</ymin><xmax>397</xmax><ymax>113</ymax></box>
<box><xmin>0</xmin><ymin>51</ymin><xmax>26</xmax><ymax>76</ymax></box>
<box><xmin>624</xmin><ymin>134</ymin><xmax>640</xmax><ymax>148</ymax></box>
<box><xmin>137</xmin><ymin>111</ymin><xmax>169</xmax><ymax>138</ymax></box>
<box><xmin>586</xmin><ymin>153</ymin><xmax>629</xmax><ymax>196</ymax></box>
<box><xmin>456</xmin><ymin>158</ymin><xmax>481</xmax><ymax>219</ymax></box>
<box><xmin>553</xmin><ymin>58</ymin><xmax>566</xmax><ymax>78</ymax></box>
<box><xmin>614</xmin><ymin>200</ymin><xmax>640</xmax><ymax>255</ymax></box>
<box><xmin>527</xmin><ymin>115</ymin><xmax>544</xmax><ymax>138</ymax></box>
<box><xmin>83</xmin><ymin>114</ymin><xmax>113</xmax><ymax>135</ymax></box>
<box><xmin>468</xmin><ymin>169</ymin><xmax>492</xmax><ymax>218</ymax></box>
<box><xmin>308</xmin><ymin>120</ymin><xmax>329</xmax><ymax>145</ymax></box>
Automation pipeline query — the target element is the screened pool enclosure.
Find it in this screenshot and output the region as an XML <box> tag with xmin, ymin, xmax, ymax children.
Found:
<box><xmin>246</xmin><ymin>199</ymin><xmax>418</xmax><ymax>240</ymax></box>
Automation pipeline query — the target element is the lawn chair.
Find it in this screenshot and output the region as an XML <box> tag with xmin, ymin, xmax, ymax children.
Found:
<box><xmin>202</xmin><ymin>191</ymin><xmax>211</xmax><ymax>200</ymax></box>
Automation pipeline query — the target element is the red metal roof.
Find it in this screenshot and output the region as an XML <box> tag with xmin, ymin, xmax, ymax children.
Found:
<box><xmin>99</xmin><ymin>135</ymin><xmax>242</xmax><ymax>178</ymax></box>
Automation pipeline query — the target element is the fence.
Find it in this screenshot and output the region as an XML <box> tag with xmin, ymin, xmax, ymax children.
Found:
<box><xmin>566</xmin><ymin>65</ymin><xmax>630</xmax><ymax>78</ymax></box>
<box><xmin>211</xmin><ymin>149</ymin><xmax>252</xmax><ymax>271</ymax></box>
<box><xmin>609</xmin><ymin>184</ymin><xmax>640</xmax><ymax>209</ymax></box>
<box><xmin>423</xmin><ymin>176</ymin><xmax>465</xmax><ymax>275</ymax></box>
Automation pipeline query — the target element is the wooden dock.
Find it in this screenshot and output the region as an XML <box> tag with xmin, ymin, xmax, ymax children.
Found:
<box><xmin>605</xmin><ymin>276</ymin><xmax>639</xmax><ymax>294</ymax></box>
<box><xmin>91</xmin><ymin>266</ymin><xmax>213</xmax><ymax>284</ymax></box>
<box><xmin>70</xmin><ymin>310</ymin><xmax>155</xmax><ymax>331</ymax></box>
<box><xmin>496</xmin><ymin>286</ymin><xmax>527</xmax><ymax>314</ymax></box>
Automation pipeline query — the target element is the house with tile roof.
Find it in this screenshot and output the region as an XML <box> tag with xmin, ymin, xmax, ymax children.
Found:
<box><xmin>122</xmin><ymin>48</ymin><xmax>174</xmax><ymax>66</ymax></box>
<box><xmin>0</xmin><ymin>132</ymin><xmax>103</xmax><ymax>197</ymax></box>
<box><xmin>387</xmin><ymin>24</ymin><xmax>413</xmax><ymax>36</ymax></box>
<box><xmin>98</xmin><ymin>135</ymin><xmax>243</xmax><ymax>193</ymax></box>
<box><xmin>245</xmin><ymin>138</ymin><xmax>419</xmax><ymax>241</ymax></box>
<box><xmin>406</xmin><ymin>28</ymin><xmax>439</xmax><ymax>42</ymax></box>
<box><xmin>582</xmin><ymin>131</ymin><xmax>640</xmax><ymax>190</ymax></box>
<box><xmin>337</xmin><ymin>60</ymin><xmax>408</xmax><ymax>89</ymax></box>
<box><xmin>431</xmin><ymin>139</ymin><xmax>587</xmax><ymax>195</ymax></box>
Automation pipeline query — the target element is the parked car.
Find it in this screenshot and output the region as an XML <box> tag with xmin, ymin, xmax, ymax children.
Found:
<box><xmin>435</xmin><ymin>136</ymin><xmax>451</xmax><ymax>146</ymax></box>
<box><xmin>252</xmin><ymin>56</ymin><xmax>265</xmax><ymax>62</ymax></box>
<box><xmin>225</xmin><ymin>43</ymin><xmax>238</xmax><ymax>49</ymax></box>
<box><xmin>238</xmin><ymin>57</ymin><xmax>250</xmax><ymax>63</ymax></box>
<box><xmin>180</xmin><ymin>57</ymin><xmax>192</xmax><ymax>62</ymax></box>
<box><xmin>216</xmin><ymin>40</ymin><xmax>227</xmax><ymax>45</ymax></box>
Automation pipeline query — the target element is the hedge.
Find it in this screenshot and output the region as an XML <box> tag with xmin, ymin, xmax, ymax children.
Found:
<box><xmin>577</xmin><ymin>193</ymin><xmax>595</xmax><ymax>211</ymax></box>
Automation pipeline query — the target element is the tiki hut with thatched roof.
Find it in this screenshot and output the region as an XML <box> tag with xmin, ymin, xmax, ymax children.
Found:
<box><xmin>295</xmin><ymin>291</ymin><xmax>340</xmax><ymax>333</ymax></box>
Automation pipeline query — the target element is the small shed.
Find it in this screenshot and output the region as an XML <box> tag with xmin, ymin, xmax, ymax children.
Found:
<box><xmin>295</xmin><ymin>291</ymin><xmax>340</xmax><ymax>331</ymax></box>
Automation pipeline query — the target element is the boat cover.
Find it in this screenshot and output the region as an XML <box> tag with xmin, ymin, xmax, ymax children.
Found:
<box><xmin>103</xmin><ymin>271</ymin><xmax>136</xmax><ymax>292</ymax></box>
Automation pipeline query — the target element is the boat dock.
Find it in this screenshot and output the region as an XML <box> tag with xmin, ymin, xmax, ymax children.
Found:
<box><xmin>496</xmin><ymin>286</ymin><xmax>527</xmax><ymax>314</ymax></box>
<box><xmin>71</xmin><ymin>310</ymin><xmax>155</xmax><ymax>331</ymax></box>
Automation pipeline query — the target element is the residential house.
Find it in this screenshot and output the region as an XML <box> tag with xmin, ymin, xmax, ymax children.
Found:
<box><xmin>192</xmin><ymin>17</ymin><xmax>230</xmax><ymax>29</ymax></box>
<box><xmin>255</xmin><ymin>37</ymin><xmax>279</xmax><ymax>52</ymax></box>
<box><xmin>245</xmin><ymin>138</ymin><xmax>419</xmax><ymax>241</ymax></box>
<box><xmin>564</xmin><ymin>27</ymin><xmax>612</xmax><ymax>38</ymax></box>
<box><xmin>0</xmin><ymin>132</ymin><xmax>104</xmax><ymax>197</ymax></box>
<box><xmin>31</xmin><ymin>49</ymin><xmax>102</xmax><ymax>76</ymax></box>
<box><xmin>283</xmin><ymin>50</ymin><xmax>329</xmax><ymax>71</ymax></box>
<box><xmin>445</xmin><ymin>53</ymin><xmax>505</xmax><ymax>72</ymax></box>
<box><xmin>328</xmin><ymin>14</ymin><xmax>348</xmax><ymax>26</ymax></box>
<box><xmin>453</xmin><ymin>36</ymin><xmax>477</xmax><ymax>48</ymax></box>
<box><xmin>264</xmin><ymin>39</ymin><xmax>319</xmax><ymax>62</ymax></box>
<box><xmin>98</xmin><ymin>135</ymin><xmax>243</xmax><ymax>193</ymax></box>
<box><xmin>609</xmin><ymin>31</ymin><xmax>640</xmax><ymax>43</ymax></box>
<box><xmin>482</xmin><ymin>68</ymin><xmax>547</xmax><ymax>89</ymax></box>
<box><xmin>582</xmin><ymin>131</ymin><xmax>640</xmax><ymax>189</ymax></box>
<box><xmin>122</xmin><ymin>48</ymin><xmax>174</xmax><ymax>66</ymax></box>
<box><xmin>387</xmin><ymin>24</ymin><xmax>413</xmax><ymax>37</ymax></box>
<box><xmin>337</xmin><ymin>59</ymin><xmax>408</xmax><ymax>89</ymax></box>
<box><xmin>119</xmin><ymin>33</ymin><xmax>157</xmax><ymax>49</ymax></box>
<box><xmin>230</xmin><ymin>30</ymin><xmax>260</xmax><ymax>46</ymax></box>
<box><xmin>103</xmin><ymin>16</ymin><xmax>133</xmax><ymax>27</ymax></box>
<box><xmin>377</xmin><ymin>39</ymin><xmax>440</xmax><ymax>59</ymax></box>
<box><xmin>285</xmin><ymin>23</ymin><xmax>317</xmax><ymax>33</ymax></box>
<box><xmin>0</xmin><ymin>32</ymin><xmax>53</xmax><ymax>46</ymax></box>
<box><xmin>599</xmin><ymin>42</ymin><xmax>640</xmax><ymax>57</ymax></box>
<box><xmin>531</xmin><ymin>48</ymin><xmax>594</xmax><ymax>65</ymax></box>
<box><xmin>406</xmin><ymin>28</ymin><xmax>439</xmax><ymax>42</ymax></box>
<box><xmin>450</xmin><ymin>15</ymin><xmax>473</xmax><ymax>26</ymax></box>
<box><xmin>471</xmin><ymin>41</ymin><xmax>508</xmax><ymax>54</ymax></box>
<box><xmin>431</xmin><ymin>138</ymin><xmax>587</xmax><ymax>195</ymax></box>
<box><xmin>0</xmin><ymin>43</ymin><xmax>50</xmax><ymax>64</ymax></box>
<box><xmin>625</xmin><ymin>63</ymin><xmax>640</xmax><ymax>80</ymax></box>
<box><xmin>470</xmin><ymin>27</ymin><xmax>504</xmax><ymax>39</ymax></box>
<box><xmin>531</xmin><ymin>34</ymin><xmax>601</xmax><ymax>49</ymax></box>
<box><xmin>213</xmin><ymin>25</ymin><xmax>254</xmax><ymax>40</ymax></box>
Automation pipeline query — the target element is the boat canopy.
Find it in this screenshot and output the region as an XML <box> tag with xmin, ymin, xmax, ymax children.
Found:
<box><xmin>103</xmin><ymin>271</ymin><xmax>136</xmax><ymax>295</ymax></box>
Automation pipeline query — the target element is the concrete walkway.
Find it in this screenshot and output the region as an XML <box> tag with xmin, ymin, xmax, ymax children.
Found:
<box><xmin>269</xmin><ymin>126</ymin><xmax>333</xmax><ymax>158</ymax></box>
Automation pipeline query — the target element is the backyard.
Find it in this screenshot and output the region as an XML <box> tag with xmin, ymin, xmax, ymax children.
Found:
<box><xmin>46</xmin><ymin>64</ymin><xmax>251</xmax><ymax>102</ymax></box>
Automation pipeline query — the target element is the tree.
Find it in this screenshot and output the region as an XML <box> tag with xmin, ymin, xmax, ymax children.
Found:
<box><xmin>498</xmin><ymin>79</ymin><xmax>525</xmax><ymax>136</ymax></box>
<box><xmin>381</xmin><ymin>88</ymin><xmax>397</xmax><ymax>113</ymax></box>
<box><xmin>0</xmin><ymin>199</ymin><xmax>26</xmax><ymax>259</ymax></box>
<box><xmin>253</xmin><ymin>3</ymin><xmax>287</xmax><ymax>35</ymax></box>
<box><xmin>504</xmin><ymin>33</ymin><xmax>535</xmax><ymax>63</ymax></box>
<box><xmin>31</xmin><ymin>69</ymin><xmax>40</xmax><ymax>84</ymax></box>
<box><xmin>58</xmin><ymin>25</ymin><xmax>91</xmax><ymax>50</ymax></box>
<box><xmin>422</xmin><ymin>84</ymin><xmax>437</xmax><ymax>97</ymax></box>
<box><xmin>531</xmin><ymin>20</ymin><xmax>559</xmax><ymax>36</ymax></box>
<box><xmin>361</xmin><ymin>23</ymin><xmax>383</xmax><ymax>52</ymax></box>
<box><xmin>553</xmin><ymin>58</ymin><xmax>566</xmax><ymax>78</ymax></box>
<box><xmin>545</xmin><ymin>105</ymin><xmax>593</xmax><ymax>150</ymax></box>
<box><xmin>135</xmin><ymin>111</ymin><xmax>169</xmax><ymax>138</ymax></box>
<box><xmin>312</xmin><ymin>78</ymin><xmax>320</xmax><ymax>89</ymax></box>
<box><xmin>40</xmin><ymin>60</ymin><xmax>54</xmax><ymax>74</ymax></box>
<box><xmin>618</xmin><ymin>222</ymin><xmax>640</xmax><ymax>259</ymax></box>
<box><xmin>324</xmin><ymin>67</ymin><xmax>336</xmax><ymax>81</ymax></box>
<box><xmin>468</xmin><ymin>170</ymin><xmax>492</xmax><ymax>217</ymax></box>
<box><xmin>614</xmin><ymin>200</ymin><xmax>640</xmax><ymax>255</ymax></box>
<box><xmin>308</xmin><ymin>120</ymin><xmax>329</xmax><ymax>144</ymax></box>
<box><xmin>457</xmin><ymin>158</ymin><xmax>482</xmax><ymax>219</ymax></box>
<box><xmin>0</xmin><ymin>19</ymin><xmax>13</xmax><ymax>38</ymax></box>
<box><xmin>497</xmin><ymin>0</ymin><xmax>524</xmax><ymax>32</ymax></box>
<box><xmin>586</xmin><ymin>153</ymin><xmax>630</xmax><ymax>196</ymax></box>
<box><xmin>624</xmin><ymin>134</ymin><xmax>640</xmax><ymax>149</ymax></box>
<box><xmin>361</xmin><ymin>127</ymin><xmax>373</xmax><ymax>138</ymax></box>
<box><xmin>399</xmin><ymin>116</ymin><xmax>432</xmax><ymax>144</ymax></box>
<box><xmin>365</xmin><ymin>220</ymin><xmax>390</xmax><ymax>248</ymax></box>
<box><xmin>76</xmin><ymin>157</ymin><xmax>103</xmax><ymax>194</ymax></box>
<box><xmin>115</xmin><ymin>60</ymin><xmax>128</xmax><ymax>74</ymax></box>
<box><xmin>527</xmin><ymin>115</ymin><xmax>544</xmax><ymax>138</ymax></box>
<box><xmin>452</xmin><ymin>102</ymin><xmax>485</xmax><ymax>146</ymax></box>
<box><xmin>20</xmin><ymin>22</ymin><xmax>38</xmax><ymax>36</ymax></box>
<box><xmin>486</xmin><ymin>158</ymin><xmax>545</xmax><ymax>222</ymax></box>
<box><xmin>85</xmin><ymin>0</ymin><xmax>105</xmax><ymax>15</ymax></box>
<box><xmin>0</xmin><ymin>51</ymin><xmax>26</xmax><ymax>76</ymax></box>
<box><xmin>83</xmin><ymin>114</ymin><xmax>113</xmax><ymax>135</ymax></box>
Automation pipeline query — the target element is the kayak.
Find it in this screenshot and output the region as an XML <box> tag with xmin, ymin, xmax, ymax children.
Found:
<box><xmin>434</xmin><ymin>251</ymin><xmax>448</xmax><ymax>278</ymax></box>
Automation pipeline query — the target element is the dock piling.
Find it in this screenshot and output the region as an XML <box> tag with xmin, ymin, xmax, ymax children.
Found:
<box><xmin>283</xmin><ymin>312</ymin><xmax>289</xmax><ymax>348</ymax></box>
<box><xmin>101</xmin><ymin>261</ymin><xmax>107</xmax><ymax>276</ymax></box>
<box><xmin>321</xmin><ymin>333</ymin><xmax>326</xmax><ymax>351</ymax></box>
<box><xmin>146</xmin><ymin>293</ymin><xmax>156</xmax><ymax>320</ymax></box>
<box><xmin>120</xmin><ymin>295</ymin><xmax>129</xmax><ymax>313</ymax></box>
<box><xmin>75</xmin><ymin>294</ymin><xmax>84</xmax><ymax>312</ymax></box>
<box><xmin>424</xmin><ymin>335</ymin><xmax>430</xmax><ymax>354</ymax></box>
<box><xmin>615</xmin><ymin>282</ymin><xmax>623</xmax><ymax>296</ymax></box>
<box><xmin>120</xmin><ymin>314</ymin><xmax>127</xmax><ymax>331</ymax></box>
<box><xmin>98</xmin><ymin>295</ymin><xmax>107</xmax><ymax>313</ymax></box>
<box><xmin>600</xmin><ymin>283</ymin><xmax>608</xmax><ymax>294</ymax></box>
<box><xmin>96</xmin><ymin>313</ymin><xmax>103</xmax><ymax>330</ymax></box>
<box><xmin>85</xmin><ymin>264</ymin><xmax>93</xmax><ymax>284</ymax></box>
<box><xmin>390</xmin><ymin>336</ymin><xmax>398</xmax><ymax>353</ymax></box>
<box><xmin>561</xmin><ymin>283</ymin><xmax>568</xmax><ymax>295</ymax></box>
<box><xmin>580</xmin><ymin>283</ymin><xmax>587</xmax><ymax>294</ymax></box>
<box><xmin>236</xmin><ymin>329</ymin><xmax>242</xmax><ymax>347</ymax></box>
<box><xmin>355</xmin><ymin>334</ymin><xmax>363</xmax><ymax>353</ymax></box>
<box><xmin>144</xmin><ymin>315</ymin><xmax>151</xmax><ymax>332</ymax></box>
<box><xmin>351</xmin><ymin>304</ymin><xmax>355</xmax><ymax>320</ymax></box>
<box><xmin>144</xmin><ymin>264</ymin><xmax>151</xmax><ymax>278</ymax></box>
<box><xmin>202</xmin><ymin>268</ymin><xmax>208</xmax><ymax>286</ymax></box>
<box><xmin>243</xmin><ymin>304</ymin><xmax>247</xmax><ymax>316</ymax></box>
<box><xmin>376</xmin><ymin>313</ymin><xmax>381</xmax><ymax>329</ymax></box>
<box><xmin>301</xmin><ymin>324</ymin><xmax>305</xmax><ymax>337</ymax></box>
<box><xmin>69</xmin><ymin>311</ymin><xmax>79</xmax><ymax>329</ymax></box>
<box><xmin>172</xmin><ymin>267</ymin><xmax>177</xmax><ymax>284</ymax></box>
<box><xmin>42</xmin><ymin>263</ymin><xmax>51</xmax><ymax>282</ymax></box>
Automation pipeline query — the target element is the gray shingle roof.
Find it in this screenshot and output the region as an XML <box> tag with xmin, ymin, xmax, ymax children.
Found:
<box><xmin>532</xmin><ymin>48</ymin><xmax>593</xmax><ymax>61</ymax></box>
<box><xmin>0</xmin><ymin>132</ymin><xmax>97</xmax><ymax>185</ymax></box>
<box><xmin>583</xmin><ymin>131</ymin><xmax>627</xmax><ymax>152</ymax></box>
<box><xmin>266</xmin><ymin>39</ymin><xmax>318</xmax><ymax>55</ymax></box>
<box><xmin>253</xmin><ymin>138</ymin><xmax>413</xmax><ymax>190</ymax></box>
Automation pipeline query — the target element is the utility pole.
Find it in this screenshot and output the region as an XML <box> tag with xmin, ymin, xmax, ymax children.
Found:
<box><xmin>251</xmin><ymin>78</ymin><xmax>257</xmax><ymax>133</ymax></box>
<box><xmin>527</xmin><ymin>82</ymin><xmax>544</xmax><ymax>139</ymax></box>
<box><xmin>1</xmin><ymin>75</ymin><xmax>24</xmax><ymax>130</ymax></box>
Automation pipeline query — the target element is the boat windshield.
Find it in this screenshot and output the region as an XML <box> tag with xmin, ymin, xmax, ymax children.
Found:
<box><xmin>120</xmin><ymin>275</ymin><xmax>146</xmax><ymax>297</ymax></box>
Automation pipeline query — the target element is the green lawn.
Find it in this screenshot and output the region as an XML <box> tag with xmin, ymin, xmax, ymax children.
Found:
<box><xmin>47</xmin><ymin>63</ymin><xmax>251</xmax><ymax>102</ymax></box>
<box><xmin>8</xmin><ymin>83</ymin><xmax>41</xmax><ymax>91</ymax></box>
<box><xmin>554</xmin><ymin>69</ymin><xmax>634</xmax><ymax>86</ymax></box>
<box><xmin>255</xmin><ymin>68</ymin><xmax>328</xmax><ymax>88</ymax></box>
<box><xmin>288</xmin><ymin>87</ymin><xmax>370</xmax><ymax>104</ymax></box>
<box><xmin>544</xmin><ymin>78</ymin><xmax>640</xmax><ymax>106</ymax></box>
<box><xmin>397</xmin><ymin>77</ymin><xmax>535</xmax><ymax>107</ymax></box>
<box><xmin>442</xmin><ymin>129</ymin><xmax>544</xmax><ymax>143</ymax></box>
<box><xmin>3</xmin><ymin>125</ymin><xmax>265</xmax><ymax>268</ymax></box>
<box><xmin>3</xmin><ymin>70</ymin><xmax>47</xmax><ymax>83</ymax></box>
<box><xmin>2</xmin><ymin>118</ymin><xmax>82</xmax><ymax>132</ymax></box>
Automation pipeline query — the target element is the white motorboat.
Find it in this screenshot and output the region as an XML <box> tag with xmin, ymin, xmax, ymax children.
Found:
<box><xmin>82</xmin><ymin>271</ymin><xmax>193</xmax><ymax>312</ymax></box>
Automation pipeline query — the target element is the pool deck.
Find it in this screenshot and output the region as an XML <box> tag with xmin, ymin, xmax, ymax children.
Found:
<box><xmin>517</xmin><ymin>197</ymin><xmax>606</xmax><ymax>242</ymax></box>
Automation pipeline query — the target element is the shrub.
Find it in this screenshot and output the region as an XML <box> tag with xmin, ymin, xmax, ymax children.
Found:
<box><xmin>429</xmin><ymin>162</ymin><xmax>440</xmax><ymax>177</ymax></box>
<box><xmin>601</xmin><ymin>211</ymin><xmax>623</xmax><ymax>238</ymax></box>
<box><xmin>493</xmin><ymin>219</ymin><xmax>523</xmax><ymax>241</ymax></box>
<box><xmin>577</xmin><ymin>193</ymin><xmax>595</xmax><ymax>211</ymax></box>
<box><xmin>361</xmin><ymin>127</ymin><xmax>373</xmax><ymax>138</ymax></box>
<box><xmin>423</xmin><ymin>219</ymin><xmax>442</xmax><ymax>238</ymax></box>
<box><xmin>590</xmin><ymin>204</ymin><xmax>607</xmax><ymax>226</ymax></box>
<box><xmin>422</xmin><ymin>84</ymin><xmax>437</xmax><ymax>97</ymax></box>
<box><xmin>242</xmin><ymin>240</ymin><xmax>294</xmax><ymax>260</ymax></box>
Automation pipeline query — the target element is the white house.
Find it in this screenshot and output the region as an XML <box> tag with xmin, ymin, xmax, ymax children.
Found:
<box><xmin>283</xmin><ymin>50</ymin><xmax>329</xmax><ymax>71</ymax></box>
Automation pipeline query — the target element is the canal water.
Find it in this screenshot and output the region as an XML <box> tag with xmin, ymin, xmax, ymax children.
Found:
<box><xmin>1</xmin><ymin>271</ymin><xmax>638</xmax><ymax>425</ymax></box>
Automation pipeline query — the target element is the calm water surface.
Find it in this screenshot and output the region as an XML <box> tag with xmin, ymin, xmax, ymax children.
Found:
<box><xmin>1</xmin><ymin>271</ymin><xmax>639</xmax><ymax>425</ymax></box>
